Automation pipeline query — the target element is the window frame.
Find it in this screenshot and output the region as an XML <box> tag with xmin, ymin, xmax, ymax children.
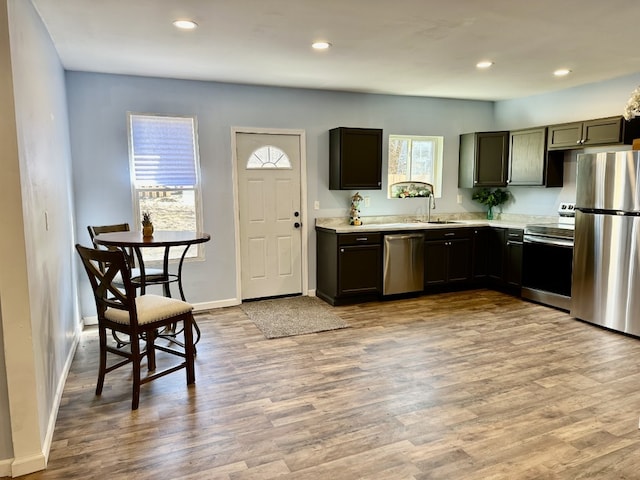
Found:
<box><xmin>387</xmin><ymin>134</ymin><xmax>444</xmax><ymax>198</ymax></box>
<box><xmin>127</xmin><ymin>112</ymin><xmax>205</xmax><ymax>261</ymax></box>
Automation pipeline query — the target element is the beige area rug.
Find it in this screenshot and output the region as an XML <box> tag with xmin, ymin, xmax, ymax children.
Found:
<box><xmin>240</xmin><ymin>296</ymin><xmax>350</xmax><ymax>339</ymax></box>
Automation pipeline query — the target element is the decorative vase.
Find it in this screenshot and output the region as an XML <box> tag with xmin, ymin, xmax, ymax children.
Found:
<box><xmin>487</xmin><ymin>206</ymin><xmax>494</xmax><ymax>220</ymax></box>
<box><xmin>142</xmin><ymin>224</ymin><xmax>154</xmax><ymax>237</ymax></box>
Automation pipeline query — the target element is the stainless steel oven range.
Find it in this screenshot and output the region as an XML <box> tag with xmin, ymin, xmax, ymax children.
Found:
<box><xmin>521</xmin><ymin>203</ymin><xmax>575</xmax><ymax>311</ymax></box>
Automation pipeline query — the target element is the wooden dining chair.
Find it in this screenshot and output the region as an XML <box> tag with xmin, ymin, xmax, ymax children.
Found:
<box><xmin>75</xmin><ymin>244</ymin><xmax>196</xmax><ymax>410</ymax></box>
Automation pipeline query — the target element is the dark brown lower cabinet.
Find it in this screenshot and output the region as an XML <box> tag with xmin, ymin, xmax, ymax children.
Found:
<box><xmin>316</xmin><ymin>225</ymin><xmax>521</xmax><ymax>306</ymax></box>
<box><xmin>471</xmin><ymin>227</ymin><xmax>489</xmax><ymax>280</ymax></box>
<box><xmin>316</xmin><ymin>229</ymin><xmax>381</xmax><ymax>305</ymax></box>
<box><xmin>487</xmin><ymin>228</ymin><xmax>506</xmax><ymax>284</ymax></box>
<box><xmin>338</xmin><ymin>243</ymin><xmax>381</xmax><ymax>295</ymax></box>
<box><xmin>505</xmin><ymin>229</ymin><xmax>523</xmax><ymax>290</ymax></box>
<box><xmin>486</xmin><ymin>227</ymin><xmax>523</xmax><ymax>293</ymax></box>
<box><xmin>424</xmin><ymin>229</ymin><xmax>472</xmax><ymax>287</ymax></box>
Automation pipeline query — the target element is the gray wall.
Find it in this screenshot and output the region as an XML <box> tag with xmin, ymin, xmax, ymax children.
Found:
<box><xmin>1</xmin><ymin>0</ymin><xmax>79</xmax><ymax>474</ymax></box>
<box><xmin>66</xmin><ymin>72</ymin><xmax>496</xmax><ymax>317</ymax></box>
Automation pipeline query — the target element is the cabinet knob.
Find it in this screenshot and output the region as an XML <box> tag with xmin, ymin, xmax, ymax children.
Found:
<box><xmin>340</xmin><ymin>248</ymin><xmax>344</xmax><ymax>253</ymax></box>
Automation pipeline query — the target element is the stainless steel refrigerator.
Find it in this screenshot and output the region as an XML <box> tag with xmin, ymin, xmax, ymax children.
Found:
<box><xmin>572</xmin><ymin>151</ymin><xmax>640</xmax><ymax>336</ymax></box>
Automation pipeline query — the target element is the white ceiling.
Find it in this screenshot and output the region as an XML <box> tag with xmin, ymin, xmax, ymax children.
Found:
<box><xmin>30</xmin><ymin>0</ymin><xmax>640</xmax><ymax>101</ymax></box>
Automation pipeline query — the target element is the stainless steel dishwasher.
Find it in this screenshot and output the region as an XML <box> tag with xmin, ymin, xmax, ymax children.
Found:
<box><xmin>383</xmin><ymin>233</ymin><xmax>425</xmax><ymax>295</ymax></box>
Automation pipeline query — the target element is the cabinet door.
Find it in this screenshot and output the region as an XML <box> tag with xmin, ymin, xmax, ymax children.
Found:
<box><xmin>330</xmin><ymin>128</ymin><xmax>382</xmax><ymax>190</ymax></box>
<box><xmin>547</xmin><ymin>122</ymin><xmax>583</xmax><ymax>149</ymax></box>
<box><xmin>338</xmin><ymin>244</ymin><xmax>381</xmax><ymax>295</ymax></box>
<box><xmin>475</xmin><ymin>132</ymin><xmax>509</xmax><ymax>187</ymax></box>
<box><xmin>508</xmin><ymin>128</ymin><xmax>546</xmax><ymax>186</ymax></box>
<box><xmin>447</xmin><ymin>238</ymin><xmax>472</xmax><ymax>283</ymax></box>
<box><xmin>472</xmin><ymin>228</ymin><xmax>489</xmax><ymax>279</ymax></box>
<box><xmin>505</xmin><ymin>229</ymin><xmax>523</xmax><ymax>288</ymax></box>
<box><xmin>505</xmin><ymin>241</ymin><xmax>523</xmax><ymax>288</ymax></box>
<box><xmin>582</xmin><ymin>117</ymin><xmax>623</xmax><ymax>146</ymax></box>
<box><xmin>424</xmin><ymin>240</ymin><xmax>448</xmax><ymax>286</ymax></box>
<box><xmin>487</xmin><ymin>228</ymin><xmax>506</xmax><ymax>282</ymax></box>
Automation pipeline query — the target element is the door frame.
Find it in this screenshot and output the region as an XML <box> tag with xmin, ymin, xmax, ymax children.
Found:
<box><xmin>230</xmin><ymin>127</ymin><xmax>308</xmax><ymax>302</ymax></box>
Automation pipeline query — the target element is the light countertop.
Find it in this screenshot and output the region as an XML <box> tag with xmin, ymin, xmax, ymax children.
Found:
<box><xmin>315</xmin><ymin>213</ymin><xmax>556</xmax><ymax>233</ymax></box>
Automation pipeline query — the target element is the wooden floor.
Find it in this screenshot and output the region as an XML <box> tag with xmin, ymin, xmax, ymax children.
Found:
<box><xmin>18</xmin><ymin>289</ymin><xmax>640</xmax><ymax>479</ymax></box>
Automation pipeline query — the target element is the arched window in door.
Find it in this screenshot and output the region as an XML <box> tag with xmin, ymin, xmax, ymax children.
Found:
<box><xmin>246</xmin><ymin>145</ymin><xmax>291</xmax><ymax>169</ymax></box>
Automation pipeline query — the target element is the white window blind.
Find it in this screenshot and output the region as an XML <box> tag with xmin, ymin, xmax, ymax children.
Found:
<box><xmin>130</xmin><ymin>115</ymin><xmax>197</xmax><ymax>187</ymax></box>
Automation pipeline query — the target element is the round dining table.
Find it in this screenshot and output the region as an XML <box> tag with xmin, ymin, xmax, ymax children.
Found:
<box><xmin>93</xmin><ymin>230</ymin><xmax>211</xmax><ymax>345</ymax></box>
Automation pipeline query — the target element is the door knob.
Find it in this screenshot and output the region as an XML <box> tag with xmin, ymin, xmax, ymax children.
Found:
<box><xmin>294</xmin><ymin>222</ymin><xmax>301</xmax><ymax>228</ymax></box>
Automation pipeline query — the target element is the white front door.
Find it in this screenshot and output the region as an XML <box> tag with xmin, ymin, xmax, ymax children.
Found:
<box><xmin>235</xmin><ymin>131</ymin><xmax>305</xmax><ymax>300</ymax></box>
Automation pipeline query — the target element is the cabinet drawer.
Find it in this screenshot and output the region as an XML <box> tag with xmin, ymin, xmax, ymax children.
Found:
<box><xmin>338</xmin><ymin>233</ymin><xmax>381</xmax><ymax>246</ymax></box>
<box><xmin>424</xmin><ymin>228</ymin><xmax>472</xmax><ymax>241</ymax></box>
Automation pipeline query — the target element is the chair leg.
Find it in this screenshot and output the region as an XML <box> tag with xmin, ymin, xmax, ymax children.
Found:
<box><xmin>96</xmin><ymin>326</ymin><xmax>108</xmax><ymax>395</ymax></box>
<box><xmin>183</xmin><ymin>314</ymin><xmax>196</xmax><ymax>385</ymax></box>
<box><xmin>131</xmin><ymin>337</ymin><xmax>142</xmax><ymax>410</ymax></box>
<box><xmin>145</xmin><ymin>329</ymin><xmax>156</xmax><ymax>371</ymax></box>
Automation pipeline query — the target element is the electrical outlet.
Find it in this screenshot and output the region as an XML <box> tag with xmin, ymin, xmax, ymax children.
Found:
<box><xmin>314</xmin><ymin>201</ymin><xmax>320</xmax><ymax>210</ymax></box>
<box><xmin>364</xmin><ymin>196</ymin><xmax>370</xmax><ymax>207</ymax></box>
<box><xmin>457</xmin><ymin>194</ymin><xmax>463</xmax><ymax>205</ymax></box>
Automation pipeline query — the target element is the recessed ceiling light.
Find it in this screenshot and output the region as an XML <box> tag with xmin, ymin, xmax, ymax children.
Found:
<box><xmin>173</xmin><ymin>19</ymin><xmax>198</xmax><ymax>30</ymax></box>
<box><xmin>312</xmin><ymin>41</ymin><xmax>331</xmax><ymax>50</ymax></box>
<box><xmin>476</xmin><ymin>61</ymin><xmax>494</xmax><ymax>69</ymax></box>
<box><xmin>554</xmin><ymin>68</ymin><xmax>571</xmax><ymax>77</ymax></box>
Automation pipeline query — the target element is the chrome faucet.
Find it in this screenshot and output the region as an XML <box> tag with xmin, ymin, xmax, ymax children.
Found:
<box><xmin>424</xmin><ymin>183</ymin><xmax>435</xmax><ymax>222</ymax></box>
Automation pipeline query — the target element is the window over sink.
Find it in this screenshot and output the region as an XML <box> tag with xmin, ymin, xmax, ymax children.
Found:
<box><xmin>387</xmin><ymin>135</ymin><xmax>443</xmax><ymax>198</ymax></box>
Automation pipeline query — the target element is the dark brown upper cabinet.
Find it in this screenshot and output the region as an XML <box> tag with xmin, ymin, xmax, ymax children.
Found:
<box><xmin>547</xmin><ymin>116</ymin><xmax>640</xmax><ymax>150</ymax></box>
<box><xmin>329</xmin><ymin>127</ymin><xmax>382</xmax><ymax>190</ymax></box>
<box><xmin>458</xmin><ymin>131</ymin><xmax>509</xmax><ymax>188</ymax></box>
<box><xmin>508</xmin><ymin>127</ymin><xmax>547</xmax><ymax>186</ymax></box>
<box><xmin>507</xmin><ymin>126</ymin><xmax>562</xmax><ymax>187</ymax></box>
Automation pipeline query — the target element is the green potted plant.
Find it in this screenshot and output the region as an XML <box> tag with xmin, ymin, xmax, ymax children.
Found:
<box><xmin>472</xmin><ymin>188</ymin><xmax>510</xmax><ymax>220</ymax></box>
<box><xmin>141</xmin><ymin>211</ymin><xmax>154</xmax><ymax>237</ymax></box>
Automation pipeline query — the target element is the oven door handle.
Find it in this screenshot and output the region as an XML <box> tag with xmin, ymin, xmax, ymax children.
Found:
<box><xmin>524</xmin><ymin>236</ymin><xmax>573</xmax><ymax>248</ymax></box>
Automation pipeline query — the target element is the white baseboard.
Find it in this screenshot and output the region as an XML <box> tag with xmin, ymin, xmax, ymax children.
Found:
<box><xmin>307</xmin><ymin>289</ymin><xmax>316</xmax><ymax>297</ymax></box>
<box><xmin>10</xmin><ymin>452</ymin><xmax>46</xmax><ymax>477</ymax></box>
<box><xmin>41</xmin><ymin>326</ymin><xmax>80</xmax><ymax>464</ymax></box>
<box><xmin>192</xmin><ymin>298</ymin><xmax>240</xmax><ymax>312</ymax></box>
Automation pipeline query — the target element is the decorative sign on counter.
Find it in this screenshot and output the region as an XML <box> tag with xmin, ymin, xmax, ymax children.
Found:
<box><xmin>390</xmin><ymin>181</ymin><xmax>433</xmax><ymax>198</ymax></box>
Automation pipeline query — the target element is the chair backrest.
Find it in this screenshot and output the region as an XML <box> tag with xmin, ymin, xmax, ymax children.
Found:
<box><xmin>87</xmin><ymin>223</ymin><xmax>135</xmax><ymax>268</ymax></box>
<box><xmin>75</xmin><ymin>244</ymin><xmax>140</xmax><ymax>328</ymax></box>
